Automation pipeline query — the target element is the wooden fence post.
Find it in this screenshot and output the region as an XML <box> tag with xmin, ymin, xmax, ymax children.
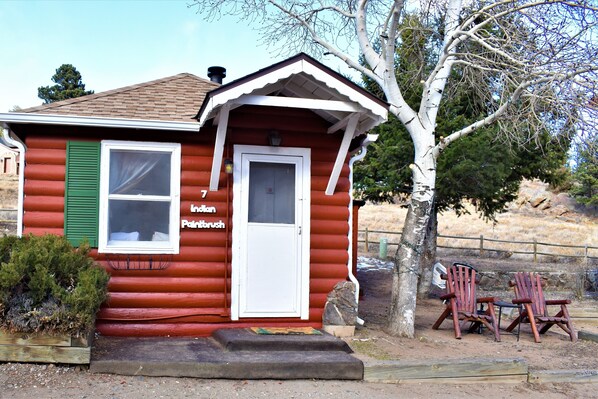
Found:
<box><xmin>480</xmin><ymin>235</ymin><xmax>484</xmax><ymax>257</ymax></box>
<box><xmin>533</xmin><ymin>239</ymin><xmax>537</xmax><ymax>263</ymax></box>
<box><xmin>365</xmin><ymin>227</ymin><xmax>369</xmax><ymax>252</ymax></box>
<box><xmin>585</xmin><ymin>245</ymin><xmax>589</xmax><ymax>265</ymax></box>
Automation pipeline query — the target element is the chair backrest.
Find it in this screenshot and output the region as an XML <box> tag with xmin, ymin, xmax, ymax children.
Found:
<box><xmin>512</xmin><ymin>272</ymin><xmax>547</xmax><ymax>316</ymax></box>
<box><xmin>446</xmin><ymin>264</ymin><xmax>479</xmax><ymax>314</ymax></box>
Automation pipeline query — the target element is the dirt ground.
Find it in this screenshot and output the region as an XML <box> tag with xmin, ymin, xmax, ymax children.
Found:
<box><xmin>354</xmin><ymin>265</ymin><xmax>598</xmax><ymax>371</ymax></box>
<box><xmin>1</xmin><ymin>264</ymin><xmax>597</xmax><ymax>399</ymax></box>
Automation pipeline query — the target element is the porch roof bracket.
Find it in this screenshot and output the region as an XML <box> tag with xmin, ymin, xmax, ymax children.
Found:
<box><xmin>209</xmin><ymin>103</ymin><xmax>231</xmax><ymax>191</ymax></box>
<box><xmin>325</xmin><ymin>113</ymin><xmax>361</xmax><ymax>195</ymax></box>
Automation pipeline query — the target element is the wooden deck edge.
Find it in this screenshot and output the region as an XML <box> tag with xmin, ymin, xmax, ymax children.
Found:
<box><xmin>365</xmin><ymin>374</ymin><xmax>527</xmax><ymax>384</ymax></box>
<box><xmin>528</xmin><ymin>369</ymin><xmax>598</xmax><ymax>384</ymax></box>
<box><xmin>364</xmin><ymin>358</ymin><xmax>528</xmax><ymax>384</ymax></box>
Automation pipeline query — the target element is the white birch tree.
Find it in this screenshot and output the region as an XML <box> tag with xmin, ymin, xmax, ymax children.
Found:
<box><xmin>190</xmin><ymin>0</ymin><xmax>598</xmax><ymax>337</ymax></box>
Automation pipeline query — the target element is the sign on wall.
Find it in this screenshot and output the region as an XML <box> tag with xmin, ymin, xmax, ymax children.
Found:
<box><xmin>181</xmin><ymin>190</ymin><xmax>226</xmax><ymax>229</ymax></box>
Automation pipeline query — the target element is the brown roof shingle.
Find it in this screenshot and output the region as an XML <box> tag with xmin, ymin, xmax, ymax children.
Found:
<box><xmin>22</xmin><ymin>73</ymin><xmax>219</xmax><ymax>122</ymax></box>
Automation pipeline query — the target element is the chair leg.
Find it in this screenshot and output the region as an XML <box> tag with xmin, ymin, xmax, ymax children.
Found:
<box><xmin>432</xmin><ymin>306</ymin><xmax>451</xmax><ymax>330</ymax></box>
<box><xmin>506</xmin><ymin>311</ymin><xmax>524</xmax><ymax>333</ymax></box>
<box><xmin>566</xmin><ymin>321</ymin><xmax>577</xmax><ymax>342</ymax></box>
<box><xmin>524</xmin><ymin>304</ymin><xmax>541</xmax><ymax>343</ymax></box>
<box><xmin>561</xmin><ymin>305</ymin><xmax>577</xmax><ymax>342</ymax></box>
<box><xmin>539</xmin><ymin>322</ymin><xmax>554</xmax><ymax>335</ymax></box>
<box><xmin>450</xmin><ymin>299</ymin><xmax>462</xmax><ymax>339</ymax></box>
<box><xmin>486</xmin><ymin>305</ymin><xmax>501</xmax><ymax>342</ymax></box>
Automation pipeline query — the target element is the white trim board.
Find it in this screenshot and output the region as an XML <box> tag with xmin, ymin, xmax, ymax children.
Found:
<box><xmin>0</xmin><ymin>112</ymin><xmax>199</xmax><ymax>132</ymax></box>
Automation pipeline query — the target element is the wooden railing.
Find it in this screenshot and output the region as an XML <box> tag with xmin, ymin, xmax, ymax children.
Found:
<box><xmin>360</xmin><ymin>227</ymin><xmax>598</xmax><ymax>263</ymax></box>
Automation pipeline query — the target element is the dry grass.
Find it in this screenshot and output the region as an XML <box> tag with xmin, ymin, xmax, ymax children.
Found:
<box><xmin>0</xmin><ymin>175</ymin><xmax>18</xmax><ymax>209</ymax></box>
<box><xmin>358</xmin><ymin>201</ymin><xmax>597</xmax><ymax>262</ymax></box>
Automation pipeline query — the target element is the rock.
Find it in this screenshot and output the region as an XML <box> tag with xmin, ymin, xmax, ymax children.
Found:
<box><xmin>530</xmin><ymin>194</ymin><xmax>548</xmax><ymax>208</ymax></box>
<box><xmin>553</xmin><ymin>193</ymin><xmax>578</xmax><ymax>210</ymax></box>
<box><xmin>547</xmin><ymin>204</ymin><xmax>569</xmax><ymax>217</ymax></box>
<box><xmin>538</xmin><ymin>199</ymin><xmax>552</xmax><ymax>210</ymax></box>
<box><xmin>322</xmin><ymin>281</ymin><xmax>357</xmax><ymax>326</ymax></box>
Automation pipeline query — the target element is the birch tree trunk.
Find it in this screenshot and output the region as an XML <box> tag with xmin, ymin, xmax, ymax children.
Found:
<box><xmin>386</xmin><ymin>130</ymin><xmax>436</xmax><ymax>337</ymax></box>
<box><xmin>417</xmin><ymin>206</ymin><xmax>438</xmax><ymax>299</ymax></box>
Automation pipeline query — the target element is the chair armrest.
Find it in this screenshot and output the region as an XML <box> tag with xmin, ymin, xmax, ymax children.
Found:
<box><xmin>440</xmin><ymin>292</ymin><xmax>455</xmax><ymax>300</ymax></box>
<box><xmin>545</xmin><ymin>299</ymin><xmax>571</xmax><ymax>305</ymax></box>
<box><xmin>477</xmin><ymin>296</ymin><xmax>498</xmax><ymax>304</ymax></box>
<box><xmin>512</xmin><ymin>298</ymin><xmax>532</xmax><ymax>304</ymax></box>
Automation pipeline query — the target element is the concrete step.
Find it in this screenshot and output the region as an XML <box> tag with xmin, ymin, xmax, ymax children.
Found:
<box><xmin>212</xmin><ymin>328</ymin><xmax>353</xmax><ymax>353</ymax></box>
<box><xmin>90</xmin><ymin>332</ymin><xmax>362</xmax><ymax>380</ymax></box>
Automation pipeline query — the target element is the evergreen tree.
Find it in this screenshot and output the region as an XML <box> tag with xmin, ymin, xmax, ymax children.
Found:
<box><xmin>38</xmin><ymin>64</ymin><xmax>94</xmax><ymax>104</ymax></box>
<box><xmin>355</xmin><ymin>15</ymin><xmax>570</xmax><ymax>220</ymax></box>
<box><xmin>570</xmin><ymin>144</ymin><xmax>598</xmax><ymax>207</ymax></box>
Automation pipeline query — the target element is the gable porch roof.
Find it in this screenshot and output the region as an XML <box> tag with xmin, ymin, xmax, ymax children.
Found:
<box><xmin>196</xmin><ymin>53</ymin><xmax>389</xmax><ymax>194</ymax></box>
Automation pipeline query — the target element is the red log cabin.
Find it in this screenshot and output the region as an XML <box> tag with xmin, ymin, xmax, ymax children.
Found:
<box><xmin>0</xmin><ymin>54</ymin><xmax>388</xmax><ymax>337</ymax></box>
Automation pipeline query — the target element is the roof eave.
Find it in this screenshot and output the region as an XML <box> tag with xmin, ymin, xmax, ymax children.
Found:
<box><xmin>0</xmin><ymin>113</ymin><xmax>199</xmax><ymax>132</ymax></box>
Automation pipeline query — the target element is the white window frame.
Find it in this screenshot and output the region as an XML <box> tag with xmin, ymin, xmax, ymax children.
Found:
<box><xmin>98</xmin><ymin>140</ymin><xmax>181</xmax><ymax>254</ymax></box>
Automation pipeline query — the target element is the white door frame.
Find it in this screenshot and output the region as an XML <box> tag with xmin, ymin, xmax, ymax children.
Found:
<box><xmin>231</xmin><ymin>145</ymin><xmax>311</xmax><ymax>320</ymax></box>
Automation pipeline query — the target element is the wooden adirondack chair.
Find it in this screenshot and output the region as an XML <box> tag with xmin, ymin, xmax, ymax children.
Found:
<box><xmin>506</xmin><ymin>272</ymin><xmax>576</xmax><ymax>343</ymax></box>
<box><xmin>432</xmin><ymin>264</ymin><xmax>501</xmax><ymax>341</ymax></box>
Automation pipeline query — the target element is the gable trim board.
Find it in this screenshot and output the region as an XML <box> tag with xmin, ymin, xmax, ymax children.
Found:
<box><xmin>196</xmin><ymin>54</ymin><xmax>387</xmax><ymax>127</ymax></box>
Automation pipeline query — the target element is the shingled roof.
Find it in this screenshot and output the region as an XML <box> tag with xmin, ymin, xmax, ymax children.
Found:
<box><xmin>21</xmin><ymin>73</ymin><xmax>219</xmax><ymax>123</ymax></box>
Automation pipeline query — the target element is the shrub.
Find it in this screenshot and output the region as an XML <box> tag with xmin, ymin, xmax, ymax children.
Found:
<box><xmin>0</xmin><ymin>234</ymin><xmax>109</xmax><ymax>335</ymax></box>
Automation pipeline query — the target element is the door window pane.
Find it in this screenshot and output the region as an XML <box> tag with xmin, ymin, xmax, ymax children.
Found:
<box><xmin>248</xmin><ymin>162</ymin><xmax>295</xmax><ymax>224</ymax></box>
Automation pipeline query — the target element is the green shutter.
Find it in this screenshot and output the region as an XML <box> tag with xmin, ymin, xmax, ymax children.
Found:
<box><xmin>64</xmin><ymin>141</ymin><xmax>100</xmax><ymax>247</ymax></box>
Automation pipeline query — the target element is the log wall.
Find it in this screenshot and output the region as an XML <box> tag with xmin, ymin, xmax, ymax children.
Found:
<box><xmin>16</xmin><ymin>105</ymin><xmax>351</xmax><ymax>337</ymax></box>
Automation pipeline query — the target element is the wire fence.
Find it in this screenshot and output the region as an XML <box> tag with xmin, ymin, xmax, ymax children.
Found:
<box><xmin>360</xmin><ymin>227</ymin><xmax>598</xmax><ymax>264</ymax></box>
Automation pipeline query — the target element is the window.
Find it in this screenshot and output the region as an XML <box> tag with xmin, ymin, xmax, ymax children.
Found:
<box><xmin>98</xmin><ymin>140</ymin><xmax>181</xmax><ymax>254</ymax></box>
<box><xmin>248</xmin><ymin>162</ymin><xmax>296</xmax><ymax>224</ymax></box>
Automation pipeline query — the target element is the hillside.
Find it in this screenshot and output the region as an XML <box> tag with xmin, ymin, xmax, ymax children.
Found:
<box><xmin>358</xmin><ymin>179</ymin><xmax>597</xmax><ymax>262</ymax></box>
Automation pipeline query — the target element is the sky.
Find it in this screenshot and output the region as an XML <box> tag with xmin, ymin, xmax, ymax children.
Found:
<box><xmin>0</xmin><ymin>0</ymin><xmax>356</xmax><ymax>113</ymax></box>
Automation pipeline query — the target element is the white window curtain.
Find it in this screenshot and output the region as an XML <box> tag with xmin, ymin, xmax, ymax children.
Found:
<box><xmin>109</xmin><ymin>151</ymin><xmax>164</xmax><ymax>195</ymax></box>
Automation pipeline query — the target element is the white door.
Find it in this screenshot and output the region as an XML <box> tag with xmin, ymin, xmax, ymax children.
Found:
<box><xmin>232</xmin><ymin>145</ymin><xmax>310</xmax><ymax>320</ymax></box>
